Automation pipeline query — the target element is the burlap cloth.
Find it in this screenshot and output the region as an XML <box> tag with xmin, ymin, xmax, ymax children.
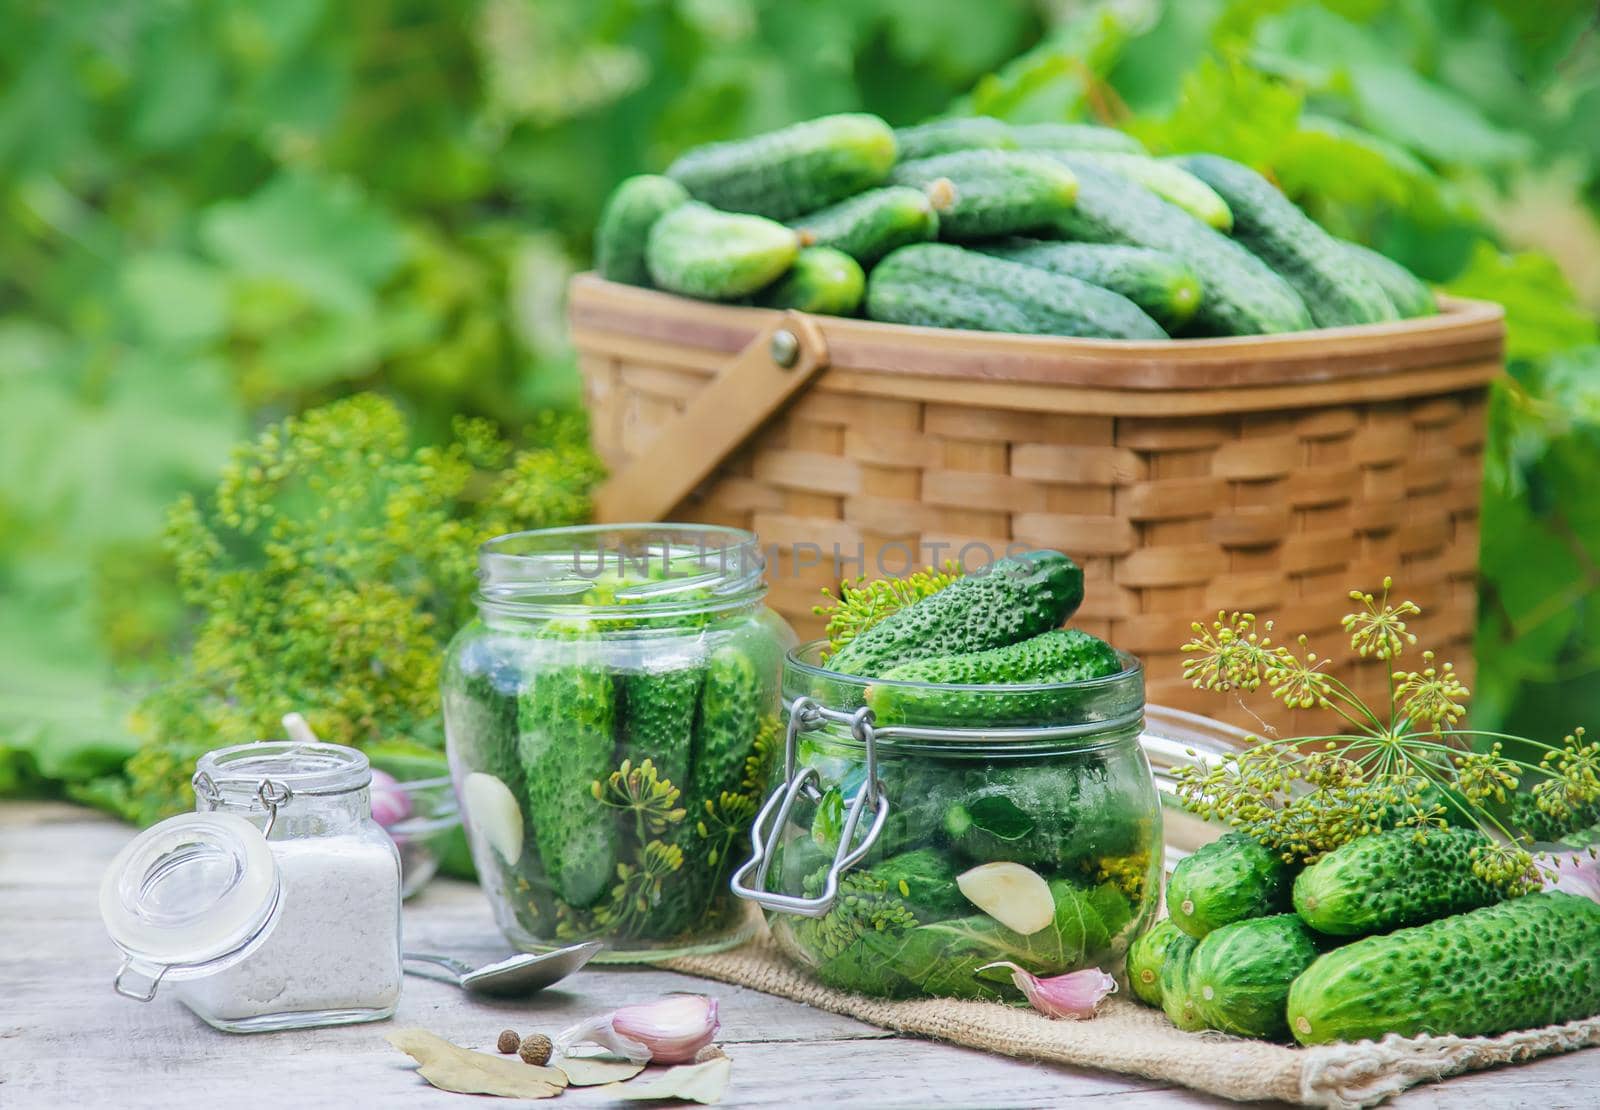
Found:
<box><xmin>664</xmin><ymin>935</ymin><xmax>1600</xmax><ymax>1108</ymax></box>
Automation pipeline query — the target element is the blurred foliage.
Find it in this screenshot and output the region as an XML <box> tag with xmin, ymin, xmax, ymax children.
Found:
<box><xmin>3</xmin><ymin>0</ymin><xmax>1599</xmax><ymax>814</ymax></box>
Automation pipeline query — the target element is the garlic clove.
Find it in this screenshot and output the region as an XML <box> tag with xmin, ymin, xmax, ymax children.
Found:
<box><xmin>956</xmin><ymin>861</ymin><xmax>1054</xmax><ymax>935</ymax></box>
<box><xmin>462</xmin><ymin>772</ymin><xmax>524</xmax><ymax>864</ymax></box>
<box><xmin>979</xmin><ymin>962</ymin><xmax>1116</xmax><ymax>1020</ymax></box>
<box><xmin>557</xmin><ymin>994</ymin><xmax>720</xmax><ymax>1065</ymax></box>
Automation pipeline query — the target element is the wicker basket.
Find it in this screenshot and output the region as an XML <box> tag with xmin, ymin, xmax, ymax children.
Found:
<box><xmin>570</xmin><ymin>273</ymin><xmax>1504</xmax><ymax>735</ymax></box>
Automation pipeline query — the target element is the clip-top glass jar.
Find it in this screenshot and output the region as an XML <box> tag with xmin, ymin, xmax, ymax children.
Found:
<box><xmin>99</xmin><ymin>741</ymin><xmax>403</xmax><ymax>1032</ymax></box>
<box><xmin>732</xmin><ymin>642</ymin><xmax>1160</xmax><ymax>1000</ymax></box>
<box><xmin>442</xmin><ymin>524</ymin><xmax>794</xmax><ymax>960</ymax></box>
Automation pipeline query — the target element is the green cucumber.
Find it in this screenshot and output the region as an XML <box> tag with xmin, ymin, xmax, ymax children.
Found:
<box><xmin>866</xmin><ymin>629</ymin><xmax>1122</xmax><ymax>726</ymax></box>
<box><xmin>888</xmin><ymin>151</ymin><xmax>1078</xmax><ymax>241</ymax></box>
<box><xmin>977</xmin><ymin>239</ymin><xmax>1202</xmax><ymax>333</ymax></box>
<box><xmin>1341</xmin><ymin>240</ymin><xmax>1436</xmax><ymax>318</ymax></box>
<box><xmin>1166</xmin><ymin>832</ymin><xmax>1295</xmax><ymax>938</ymax></box>
<box><xmin>1010</xmin><ymin>122</ymin><xmax>1145</xmax><ymax>154</ymax></box>
<box><xmin>1293</xmin><ymin>827</ymin><xmax>1507</xmax><ymax>936</ymax></box>
<box><xmin>1287</xmin><ymin>892</ymin><xmax>1600</xmax><ymax>1044</ymax></box>
<box><xmin>646</xmin><ymin>202</ymin><xmax>801</xmax><ymax>300</ymax></box>
<box><xmin>825</xmin><ymin>549</ymin><xmax>1085</xmax><ymax>677</ymax></box>
<box><xmin>894</xmin><ymin>116</ymin><xmax>1017</xmax><ymax>160</ymax></box>
<box><xmin>789</xmin><ymin>186</ymin><xmax>939</xmax><ymax>267</ymax></box>
<box><xmin>1046</xmin><ymin>160</ymin><xmax>1312</xmax><ymax>336</ymax></box>
<box><xmin>1127</xmin><ymin>919</ymin><xmax>1184</xmax><ymax>1007</ymax></box>
<box><xmin>666</xmin><ymin>113</ymin><xmax>897</xmax><ymax>221</ymax></box>
<box><xmin>1052</xmin><ymin>153</ymin><xmax>1231</xmax><ymax>231</ymax></box>
<box><xmin>1159</xmin><ymin>932</ymin><xmax>1208</xmax><ymax>1031</ymax></box>
<box><xmin>595</xmin><ymin>174</ymin><xmax>690</xmax><ymax>286</ymax></box>
<box><xmin>688</xmin><ymin>644</ymin><xmax>762</xmax><ymax>805</ymax></box>
<box><xmin>865</xmin><ymin>242</ymin><xmax>1166</xmax><ymax>339</ymax></box>
<box><xmin>755</xmin><ymin>247</ymin><xmax>865</xmax><ymax>315</ymax></box>
<box><xmin>618</xmin><ymin>663</ymin><xmax>703</xmax><ymax>792</ymax></box>
<box><xmin>1177</xmin><ymin>155</ymin><xmax>1399</xmax><ymax>328</ymax></box>
<box><xmin>1188</xmin><ymin>914</ymin><xmax>1322</xmax><ymax>1040</ymax></box>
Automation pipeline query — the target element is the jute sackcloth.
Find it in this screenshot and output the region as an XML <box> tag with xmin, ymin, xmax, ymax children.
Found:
<box><xmin>664</xmin><ymin>936</ymin><xmax>1600</xmax><ymax>1108</ymax></box>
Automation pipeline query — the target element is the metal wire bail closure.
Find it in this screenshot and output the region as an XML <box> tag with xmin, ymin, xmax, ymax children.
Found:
<box><xmin>730</xmin><ymin>696</ymin><xmax>891</xmax><ymax>918</ymax></box>
<box><xmin>191</xmin><ymin>770</ymin><xmax>293</xmax><ymax>838</ymax></box>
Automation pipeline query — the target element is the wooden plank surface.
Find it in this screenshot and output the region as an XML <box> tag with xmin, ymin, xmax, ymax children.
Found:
<box><xmin>1</xmin><ymin>800</ymin><xmax>1594</xmax><ymax>1109</ymax></box>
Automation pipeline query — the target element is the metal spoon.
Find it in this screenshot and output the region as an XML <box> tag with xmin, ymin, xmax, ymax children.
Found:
<box><xmin>403</xmin><ymin>941</ymin><xmax>603</xmax><ymax>997</ymax></box>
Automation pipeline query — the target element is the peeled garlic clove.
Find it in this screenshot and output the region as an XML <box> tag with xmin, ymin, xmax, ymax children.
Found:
<box><xmin>463</xmin><ymin>772</ymin><xmax>524</xmax><ymax>864</ymax></box>
<box><xmin>979</xmin><ymin>962</ymin><xmax>1116</xmax><ymax>1020</ymax></box>
<box><xmin>557</xmin><ymin>994</ymin><xmax>720</xmax><ymax>1065</ymax></box>
<box><xmin>957</xmin><ymin>861</ymin><xmax>1054</xmax><ymax>935</ymax></box>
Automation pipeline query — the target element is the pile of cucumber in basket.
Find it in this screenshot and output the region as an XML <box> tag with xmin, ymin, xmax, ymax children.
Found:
<box><xmin>593</xmin><ymin>112</ymin><xmax>1437</xmax><ymax>340</ymax></box>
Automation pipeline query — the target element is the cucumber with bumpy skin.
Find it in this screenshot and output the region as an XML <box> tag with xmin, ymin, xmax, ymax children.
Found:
<box><xmin>1287</xmin><ymin>892</ymin><xmax>1600</xmax><ymax>1044</ymax></box>
<box><xmin>646</xmin><ymin>202</ymin><xmax>800</xmax><ymax>300</ymax></box>
<box><xmin>1160</xmin><ymin>932</ymin><xmax>1208</xmax><ymax>1031</ymax></box>
<box><xmin>1293</xmin><ymin>826</ymin><xmax>1506</xmax><ymax>936</ymax></box>
<box><xmin>977</xmin><ymin>239</ymin><xmax>1202</xmax><ymax>333</ymax></box>
<box><xmin>1167</xmin><ymin>832</ymin><xmax>1296</xmax><ymax>938</ymax></box>
<box><xmin>826</xmin><ymin>549</ymin><xmax>1085</xmax><ymax>677</ymax></box>
<box><xmin>866</xmin><ymin>243</ymin><xmax>1167</xmax><ymax>339</ymax></box>
<box><xmin>1127</xmin><ymin>919</ymin><xmax>1184</xmax><ymax>1007</ymax></box>
<box><xmin>666</xmin><ymin>113</ymin><xmax>897</xmax><ymax>221</ymax></box>
<box><xmin>595</xmin><ymin>174</ymin><xmax>690</xmax><ymax>286</ymax></box>
<box><xmin>1053</xmin><ymin>152</ymin><xmax>1231</xmax><ymax>231</ymax></box>
<box><xmin>1011</xmin><ymin>122</ymin><xmax>1145</xmax><ymax>154</ymax></box>
<box><xmin>1049</xmin><ymin>160</ymin><xmax>1312</xmax><ymax>336</ymax></box>
<box><xmin>894</xmin><ymin>116</ymin><xmax>1017</xmax><ymax>160</ymax></box>
<box><xmin>1189</xmin><ymin>914</ymin><xmax>1322</xmax><ymax>1040</ymax></box>
<box><xmin>688</xmin><ymin>644</ymin><xmax>762</xmax><ymax>805</ymax></box>
<box><xmin>789</xmin><ymin>186</ymin><xmax>939</xmax><ymax>267</ymax></box>
<box><xmin>618</xmin><ymin>663</ymin><xmax>703</xmax><ymax>792</ymax></box>
<box><xmin>888</xmin><ymin>151</ymin><xmax>1078</xmax><ymax>241</ymax></box>
<box><xmin>866</xmin><ymin>628</ymin><xmax>1122</xmax><ymax>725</ymax></box>
<box><xmin>1177</xmin><ymin>155</ymin><xmax>1398</xmax><ymax>328</ymax></box>
<box><xmin>755</xmin><ymin>247</ymin><xmax>865</xmax><ymax>315</ymax></box>
<box><xmin>1341</xmin><ymin>240</ymin><xmax>1436</xmax><ymax>318</ymax></box>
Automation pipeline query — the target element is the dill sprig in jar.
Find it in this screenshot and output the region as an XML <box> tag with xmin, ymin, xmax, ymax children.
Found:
<box><xmin>99</xmin><ymin>740</ymin><xmax>403</xmax><ymax>1032</ymax></box>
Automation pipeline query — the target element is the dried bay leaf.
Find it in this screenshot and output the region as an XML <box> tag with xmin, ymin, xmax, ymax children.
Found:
<box><xmin>557</xmin><ymin>1055</ymin><xmax>648</xmax><ymax>1086</ymax></box>
<box><xmin>386</xmin><ymin>1028</ymin><xmax>567</xmax><ymax>1098</ymax></box>
<box><xmin>607</xmin><ymin>1057</ymin><xmax>732</xmax><ymax>1104</ymax></box>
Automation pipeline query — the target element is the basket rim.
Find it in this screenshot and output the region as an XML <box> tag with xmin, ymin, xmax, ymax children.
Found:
<box><xmin>569</xmin><ymin>272</ymin><xmax>1504</xmax><ymax>393</ymax></box>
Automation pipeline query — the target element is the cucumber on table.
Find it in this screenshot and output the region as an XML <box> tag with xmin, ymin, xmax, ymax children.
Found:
<box><xmin>888</xmin><ymin>151</ymin><xmax>1078</xmax><ymax>241</ymax></box>
<box><xmin>1176</xmin><ymin>155</ymin><xmax>1398</xmax><ymax>328</ymax></box>
<box><xmin>825</xmin><ymin>549</ymin><xmax>1085</xmax><ymax>677</ymax></box>
<box><xmin>1287</xmin><ymin>892</ymin><xmax>1600</xmax><ymax>1044</ymax></box>
<box><xmin>866</xmin><ymin>243</ymin><xmax>1167</xmax><ymax>339</ymax></box>
<box><xmin>1293</xmin><ymin>826</ymin><xmax>1507</xmax><ymax>936</ymax></box>
<box><xmin>1340</xmin><ymin>240</ymin><xmax>1436</xmax><ymax>318</ymax></box>
<box><xmin>893</xmin><ymin>116</ymin><xmax>1017</xmax><ymax>160</ymax></box>
<box><xmin>755</xmin><ymin>247</ymin><xmax>865</xmax><ymax>315</ymax></box>
<box><xmin>1160</xmin><ymin>932</ymin><xmax>1208</xmax><ymax>1031</ymax></box>
<box><xmin>595</xmin><ymin>174</ymin><xmax>689</xmax><ymax>286</ymax></box>
<box><xmin>1052</xmin><ymin>152</ymin><xmax>1232</xmax><ymax>231</ymax></box>
<box><xmin>666</xmin><ymin>113</ymin><xmax>897</xmax><ymax>221</ymax></box>
<box><xmin>1010</xmin><ymin>122</ymin><xmax>1145</xmax><ymax>154</ymax></box>
<box><xmin>1188</xmin><ymin>914</ymin><xmax>1323</xmax><ymax>1040</ymax></box>
<box><xmin>1127</xmin><ymin>919</ymin><xmax>1184</xmax><ymax>1007</ymax></box>
<box><xmin>1047</xmin><ymin>160</ymin><xmax>1311</xmax><ymax>336</ymax></box>
<box><xmin>1167</xmin><ymin>831</ymin><xmax>1296</xmax><ymax>938</ymax></box>
<box><xmin>789</xmin><ymin>186</ymin><xmax>940</xmax><ymax>267</ymax></box>
<box><xmin>866</xmin><ymin>628</ymin><xmax>1122</xmax><ymax>725</ymax></box>
<box><xmin>977</xmin><ymin>239</ymin><xmax>1202</xmax><ymax>333</ymax></box>
<box><xmin>516</xmin><ymin>621</ymin><xmax>620</xmax><ymax>908</ymax></box>
<box><xmin>646</xmin><ymin>202</ymin><xmax>800</xmax><ymax>300</ymax></box>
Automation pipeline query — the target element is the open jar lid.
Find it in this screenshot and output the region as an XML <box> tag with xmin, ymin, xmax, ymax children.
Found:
<box><xmin>99</xmin><ymin>811</ymin><xmax>282</xmax><ymax>1002</ymax></box>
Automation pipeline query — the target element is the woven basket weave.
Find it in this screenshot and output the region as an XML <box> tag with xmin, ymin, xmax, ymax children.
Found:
<box><xmin>570</xmin><ymin>274</ymin><xmax>1504</xmax><ymax>735</ymax></box>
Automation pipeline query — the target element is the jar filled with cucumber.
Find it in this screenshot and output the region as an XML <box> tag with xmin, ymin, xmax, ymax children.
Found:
<box><xmin>440</xmin><ymin>525</ymin><xmax>794</xmax><ymax>960</ymax></box>
<box><xmin>592</xmin><ymin>111</ymin><xmax>1437</xmax><ymax>339</ymax></box>
<box><xmin>732</xmin><ymin>551</ymin><xmax>1163</xmax><ymax>1000</ymax></box>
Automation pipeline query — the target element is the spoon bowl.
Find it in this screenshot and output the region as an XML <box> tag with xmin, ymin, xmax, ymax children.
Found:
<box><xmin>403</xmin><ymin>941</ymin><xmax>603</xmax><ymax>997</ymax></box>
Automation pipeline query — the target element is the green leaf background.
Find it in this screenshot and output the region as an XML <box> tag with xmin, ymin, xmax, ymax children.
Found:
<box><xmin>4</xmin><ymin>0</ymin><xmax>1599</xmax><ymax>810</ymax></box>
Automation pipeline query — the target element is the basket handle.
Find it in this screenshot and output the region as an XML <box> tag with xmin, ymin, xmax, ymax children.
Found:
<box><xmin>594</xmin><ymin>309</ymin><xmax>831</xmax><ymax>523</ymax></box>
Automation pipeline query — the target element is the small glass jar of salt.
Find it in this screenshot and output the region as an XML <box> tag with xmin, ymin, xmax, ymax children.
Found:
<box><xmin>99</xmin><ymin>740</ymin><xmax>403</xmax><ymax>1033</ymax></box>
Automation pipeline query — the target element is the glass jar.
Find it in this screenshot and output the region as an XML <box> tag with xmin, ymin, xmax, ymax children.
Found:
<box><xmin>99</xmin><ymin>741</ymin><xmax>403</xmax><ymax>1032</ymax></box>
<box><xmin>441</xmin><ymin>524</ymin><xmax>794</xmax><ymax>960</ymax></box>
<box><xmin>732</xmin><ymin>641</ymin><xmax>1160</xmax><ymax>1001</ymax></box>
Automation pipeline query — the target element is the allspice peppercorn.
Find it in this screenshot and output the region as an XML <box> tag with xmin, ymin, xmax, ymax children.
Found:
<box><xmin>519</xmin><ymin>1032</ymin><xmax>553</xmax><ymax>1067</ymax></box>
<box><xmin>496</xmin><ymin>1029</ymin><xmax>521</xmax><ymax>1054</ymax></box>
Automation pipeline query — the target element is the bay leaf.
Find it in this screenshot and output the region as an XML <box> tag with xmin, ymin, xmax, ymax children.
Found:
<box><xmin>607</xmin><ymin>1057</ymin><xmax>732</xmax><ymax>1104</ymax></box>
<box><xmin>558</xmin><ymin>1054</ymin><xmax>647</xmax><ymax>1085</ymax></box>
<box><xmin>386</xmin><ymin>1028</ymin><xmax>567</xmax><ymax>1098</ymax></box>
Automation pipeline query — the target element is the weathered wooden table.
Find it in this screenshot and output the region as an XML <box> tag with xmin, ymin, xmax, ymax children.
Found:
<box><xmin>3</xmin><ymin>800</ymin><xmax>1593</xmax><ymax>1108</ymax></box>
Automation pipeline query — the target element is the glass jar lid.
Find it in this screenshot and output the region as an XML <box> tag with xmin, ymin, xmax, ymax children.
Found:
<box><xmin>99</xmin><ymin>811</ymin><xmax>282</xmax><ymax>1001</ymax></box>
